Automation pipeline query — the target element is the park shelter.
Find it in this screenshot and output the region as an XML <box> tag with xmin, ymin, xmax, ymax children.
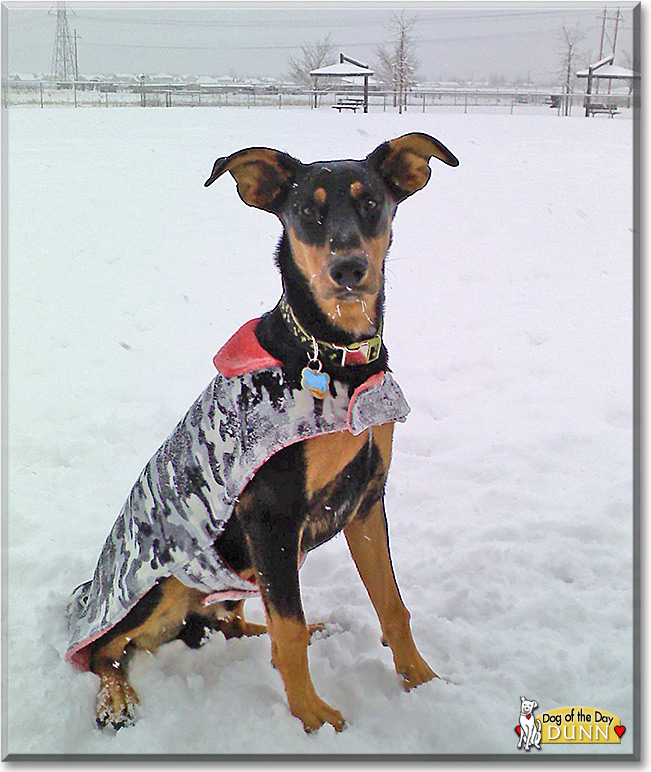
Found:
<box><xmin>310</xmin><ymin>53</ymin><xmax>374</xmax><ymax>113</ymax></box>
<box><xmin>577</xmin><ymin>55</ymin><xmax>640</xmax><ymax>116</ymax></box>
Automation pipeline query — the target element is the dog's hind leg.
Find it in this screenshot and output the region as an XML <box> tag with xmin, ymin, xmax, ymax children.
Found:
<box><xmin>92</xmin><ymin>634</ymin><xmax>141</xmax><ymax>731</ymax></box>
<box><xmin>204</xmin><ymin>600</ymin><xmax>268</xmax><ymax>640</ymax></box>
<box><xmin>90</xmin><ymin>576</ymin><xmax>203</xmax><ymax>729</ymax></box>
<box><xmin>213</xmin><ymin>600</ymin><xmax>325</xmax><ymax>641</ymax></box>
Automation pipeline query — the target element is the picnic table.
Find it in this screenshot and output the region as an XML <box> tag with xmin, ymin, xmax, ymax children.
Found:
<box><xmin>332</xmin><ymin>98</ymin><xmax>364</xmax><ymax>113</ymax></box>
<box><xmin>588</xmin><ymin>102</ymin><xmax>620</xmax><ymax>117</ymax></box>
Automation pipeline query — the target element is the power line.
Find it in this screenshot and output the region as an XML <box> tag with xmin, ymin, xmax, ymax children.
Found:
<box><xmin>70</xmin><ymin>6</ymin><xmax>610</xmax><ymax>29</ymax></box>
<box><xmin>81</xmin><ymin>24</ymin><xmax>602</xmax><ymax>54</ymax></box>
<box><xmin>83</xmin><ymin>41</ymin><xmax>306</xmax><ymax>51</ymax></box>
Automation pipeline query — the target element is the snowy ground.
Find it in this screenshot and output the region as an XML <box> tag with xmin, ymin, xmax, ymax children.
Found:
<box><xmin>5</xmin><ymin>105</ymin><xmax>634</xmax><ymax>758</ymax></box>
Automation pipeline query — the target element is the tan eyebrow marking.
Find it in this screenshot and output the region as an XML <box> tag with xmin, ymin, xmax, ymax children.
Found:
<box><xmin>350</xmin><ymin>181</ymin><xmax>365</xmax><ymax>198</ymax></box>
<box><xmin>314</xmin><ymin>187</ymin><xmax>327</xmax><ymax>205</ymax></box>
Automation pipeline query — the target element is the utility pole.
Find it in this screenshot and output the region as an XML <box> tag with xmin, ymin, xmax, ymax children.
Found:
<box><xmin>49</xmin><ymin>2</ymin><xmax>77</xmax><ymax>83</ymax></box>
<box><xmin>598</xmin><ymin>6</ymin><xmax>607</xmax><ymax>58</ymax></box>
<box><xmin>596</xmin><ymin>6</ymin><xmax>624</xmax><ymax>95</ymax></box>
<box><xmin>73</xmin><ymin>28</ymin><xmax>80</xmax><ymax>81</ymax></box>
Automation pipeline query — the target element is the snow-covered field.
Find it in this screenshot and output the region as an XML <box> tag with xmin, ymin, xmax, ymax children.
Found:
<box><xmin>6</xmin><ymin>105</ymin><xmax>634</xmax><ymax>758</ymax></box>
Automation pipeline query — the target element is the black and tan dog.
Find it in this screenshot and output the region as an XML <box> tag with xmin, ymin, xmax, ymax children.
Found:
<box><xmin>87</xmin><ymin>132</ymin><xmax>458</xmax><ymax>733</ymax></box>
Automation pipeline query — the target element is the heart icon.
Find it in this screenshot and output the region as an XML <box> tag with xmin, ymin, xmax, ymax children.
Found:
<box><xmin>614</xmin><ymin>725</ymin><xmax>626</xmax><ymax>739</ymax></box>
<box><xmin>514</xmin><ymin>726</ymin><xmax>521</xmax><ymax>735</ymax></box>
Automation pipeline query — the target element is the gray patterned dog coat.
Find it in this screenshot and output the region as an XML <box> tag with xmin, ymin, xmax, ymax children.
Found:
<box><xmin>66</xmin><ymin>318</ymin><xmax>410</xmax><ymax>671</ymax></box>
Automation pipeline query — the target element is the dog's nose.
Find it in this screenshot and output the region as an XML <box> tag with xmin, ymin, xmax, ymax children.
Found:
<box><xmin>328</xmin><ymin>255</ymin><xmax>369</xmax><ymax>289</ymax></box>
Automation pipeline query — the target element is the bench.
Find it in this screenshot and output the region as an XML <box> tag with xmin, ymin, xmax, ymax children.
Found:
<box><xmin>332</xmin><ymin>99</ymin><xmax>364</xmax><ymax>112</ymax></box>
<box><xmin>589</xmin><ymin>102</ymin><xmax>620</xmax><ymax>117</ymax></box>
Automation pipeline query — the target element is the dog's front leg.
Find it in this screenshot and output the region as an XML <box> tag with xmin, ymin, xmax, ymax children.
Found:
<box><xmin>265</xmin><ymin>606</ymin><xmax>345</xmax><ymax>733</ymax></box>
<box><xmin>345</xmin><ymin>499</ymin><xmax>436</xmax><ymax>690</ymax></box>
<box><xmin>239</xmin><ymin>500</ymin><xmax>344</xmax><ymax>733</ymax></box>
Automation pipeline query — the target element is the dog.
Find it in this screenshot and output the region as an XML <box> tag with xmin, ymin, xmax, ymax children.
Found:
<box><xmin>66</xmin><ymin>132</ymin><xmax>459</xmax><ymax>734</ymax></box>
<box><xmin>518</xmin><ymin>697</ymin><xmax>542</xmax><ymax>750</ymax></box>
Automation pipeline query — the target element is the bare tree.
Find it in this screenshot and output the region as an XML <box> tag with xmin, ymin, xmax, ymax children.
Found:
<box><xmin>374</xmin><ymin>42</ymin><xmax>399</xmax><ymax>103</ymax></box>
<box><xmin>288</xmin><ymin>34</ymin><xmax>336</xmax><ymax>105</ymax></box>
<box><xmin>376</xmin><ymin>12</ymin><xmax>419</xmax><ymax>113</ymax></box>
<box><xmin>557</xmin><ymin>22</ymin><xmax>588</xmax><ymax>116</ymax></box>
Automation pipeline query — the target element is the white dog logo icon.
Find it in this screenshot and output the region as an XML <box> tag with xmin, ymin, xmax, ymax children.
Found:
<box><xmin>518</xmin><ymin>697</ymin><xmax>542</xmax><ymax>751</ymax></box>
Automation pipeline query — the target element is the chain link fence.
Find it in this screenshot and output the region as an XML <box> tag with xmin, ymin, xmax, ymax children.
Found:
<box><xmin>1</xmin><ymin>79</ymin><xmax>636</xmax><ymax>115</ymax></box>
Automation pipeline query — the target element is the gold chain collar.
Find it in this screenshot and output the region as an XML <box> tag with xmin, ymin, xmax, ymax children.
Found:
<box><xmin>278</xmin><ymin>295</ymin><xmax>383</xmax><ymax>368</ymax></box>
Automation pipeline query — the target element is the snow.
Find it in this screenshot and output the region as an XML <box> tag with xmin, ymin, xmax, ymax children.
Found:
<box><xmin>6</xmin><ymin>105</ymin><xmax>634</xmax><ymax>757</ymax></box>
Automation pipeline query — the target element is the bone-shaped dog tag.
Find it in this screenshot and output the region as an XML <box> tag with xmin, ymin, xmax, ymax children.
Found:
<box><xmin>301</xmin><ymin>366</ymin><xmax>330</xmax><ymax>399</ymax></box>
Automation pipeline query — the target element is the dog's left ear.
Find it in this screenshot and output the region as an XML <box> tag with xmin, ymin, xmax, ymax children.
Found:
<box><xmin>367</xmin><ymin>132</ymin><xmax>459</xmax><ymax>202</ymax></box>
<box><xmin>205</xmin><ymin>147</ymin><xmax>301</xmax><ymax>212</ymax></box>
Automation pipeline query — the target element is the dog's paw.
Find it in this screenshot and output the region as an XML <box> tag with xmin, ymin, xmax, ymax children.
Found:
<box><xmin>290</xmin><ymin>693</ymin><xmax>346</xmax><ymax>734</ymax></box>
<box><xmin>307</xmin><ymin>622</ymin><xmax>326</xmax><ymax>638</ymax></box>
<box><xmin>307</xmin><ymin>621</ymin><xmax>342</xmax><ymax>641</ymax></box>
<box><xmin>96</xmin><ymin>675</ymin><xmax>139</xmax><ymax>731</ymax></box>
<box><xmin>396</xmin><ymin>652</ymin><xmax>437</xmax><ymax>691</ymax></box>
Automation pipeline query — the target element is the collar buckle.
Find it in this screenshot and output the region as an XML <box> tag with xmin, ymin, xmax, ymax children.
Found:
<box><xmin>340</xmin><ymin>338</ymin><xmax>381</xmax><ymax>366</ymax></box>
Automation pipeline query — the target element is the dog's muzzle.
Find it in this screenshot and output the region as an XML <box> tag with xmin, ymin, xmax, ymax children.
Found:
<box><xmin>328</xmin><ymin>255</ymin><xmax>369</xmax><ymax>290</ymax></box>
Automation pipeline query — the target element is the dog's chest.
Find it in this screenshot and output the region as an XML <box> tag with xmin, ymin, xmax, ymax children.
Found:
<box><xmin>299</xmin><ymin>428</ymin><xmax>382</xmax><ymax>551</ymax></box>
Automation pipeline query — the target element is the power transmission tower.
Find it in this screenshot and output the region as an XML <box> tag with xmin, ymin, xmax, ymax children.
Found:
<box><xmin>49</xmin><ymin>2</ymin><xmax>77</xmax><ymax>82</ymax></box>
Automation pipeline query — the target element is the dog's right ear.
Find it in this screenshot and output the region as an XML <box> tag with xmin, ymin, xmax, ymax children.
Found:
<box><xmin>205</xmin><ymin>147</ymin><xmax>301</xmax><ymax>213</ymax></box>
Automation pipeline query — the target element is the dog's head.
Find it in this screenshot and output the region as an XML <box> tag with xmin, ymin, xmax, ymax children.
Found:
<box><xmin>206</xmin><ymin>133</ymin><xmax>458</xmax><ymax>341</ymax></box>
<box><xmin>520</xmin><ymin>697</ymin><xmax>538</xmax><ymax>716</ymax></box>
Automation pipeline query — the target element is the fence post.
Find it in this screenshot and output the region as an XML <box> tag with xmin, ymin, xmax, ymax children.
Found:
<box><xmin>279</xmin><ymin>92</ymin><xmax>282</xmax><ymax>109</ymax></box>
<box><xmin>422</xmin><ymin>93</ymin><xmax>425</xmax><ymax>113</ymax></box>
<box><xmin>74</xmin><ymin>81</ymin><xmax>77</xmax><ymax>107</ymax></box>
<box><xmin>40</xmin><ymin>81</ymin><xmax>44</xmax><ymax>108</ymax></box>
<box><xmin>464</xmin><ymin>93</ymin><xmax>468</xmax><ymax>114</ymax></box>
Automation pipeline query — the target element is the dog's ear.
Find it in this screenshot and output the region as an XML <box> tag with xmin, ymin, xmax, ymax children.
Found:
<box><xmin>367</xmin><ymin>132</ymin><xmax>458</xmax><ymax>203</ymax></box>
<box><xmin>205</xmin><ymin>147</ymin><xmax>301</xmax><ymax>212</ymax></box>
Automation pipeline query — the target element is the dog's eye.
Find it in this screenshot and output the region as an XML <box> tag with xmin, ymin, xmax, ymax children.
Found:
<box><xmin>361</xmin><ymin>198</ymin><xmax>377</xmax><ymax>214</ymax></box>
<box><xmin>302</xmin><ymin>204</ymin><xmax>316</xmax><ymax>219</ymax></box>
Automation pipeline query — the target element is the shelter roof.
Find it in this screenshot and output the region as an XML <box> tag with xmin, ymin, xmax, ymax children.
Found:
<box><xmin>576</xmin><ymin>63</ymin><xmax>640</xmax><ymax>79</ymax></box>
<box><xmin>310</xmin><ymin>62</ymin><xmax>374</xmax><ymax>77</ymax></box>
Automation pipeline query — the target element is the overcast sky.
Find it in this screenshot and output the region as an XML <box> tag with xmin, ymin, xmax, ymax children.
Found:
<box><xmin>5</xmin><ymin>2</ymin><xmax>637</xmax><ymax>84</ymax></box>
